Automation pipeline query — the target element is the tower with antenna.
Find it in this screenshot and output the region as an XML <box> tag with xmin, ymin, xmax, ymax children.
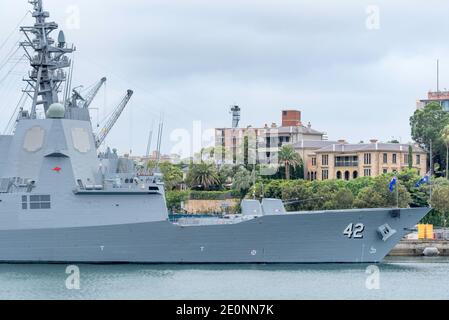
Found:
<box><xmin>416</xmin><ymin>59</ymin><xmax>449</xmax><ymax>112</ymax></box>
<box><xmin>230</xmin><ymin>105</ymin><xmax>241</xmax><ymax>128</ymax></box>
<box><xmin>20</xmin><ymin>0</ymin><xmax>75</xmax><ymax>118</ymax></box>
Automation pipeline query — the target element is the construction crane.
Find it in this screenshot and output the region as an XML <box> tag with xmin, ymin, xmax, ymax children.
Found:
<box><xmin>80</xmin><ymin>77</ymin><xmax>107</xmax><ymax>109</ymax></box>
<box><xmin>95</xmin><ymin>89</ymin><xmax>134</xmax><ymax>148</ymax></box>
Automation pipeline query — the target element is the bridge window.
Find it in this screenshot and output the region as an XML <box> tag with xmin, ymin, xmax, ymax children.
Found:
<box><xmin>29</xmin><ymin>195</ymin><xmax>51</xmax><ymax>210</ymax></box>
<box><xmin>22</xmin><ymin>195</ymin><xmax>27</xmax><ymax>210</ymax></box>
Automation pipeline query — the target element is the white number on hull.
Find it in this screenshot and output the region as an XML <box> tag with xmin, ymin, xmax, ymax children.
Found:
<box><xmin>343</xmin><ymin>223</ymin><xmax>365</xmax><ymax>239</ymax></box>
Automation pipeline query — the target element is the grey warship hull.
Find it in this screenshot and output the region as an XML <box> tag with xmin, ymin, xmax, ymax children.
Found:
<box><xmin>0</xmin><ymin>207</ymin><xmax>429</xmax><ymax>264</ymax></box>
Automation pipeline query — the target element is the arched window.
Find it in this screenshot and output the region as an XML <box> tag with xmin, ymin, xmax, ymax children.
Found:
<box><xmin>336</xmin><ymin>171</ymin><xmax>342</xmax><ymax>179</ymax></box>
<box><xmin>344</xmin><ymin>171</ymin><xmax>350</xmax><ymax>181</ymax></box>
<box><xmin>353</xmin><ymin>171</ymin><xmax>358</xmax><ymax>179</ymax></box>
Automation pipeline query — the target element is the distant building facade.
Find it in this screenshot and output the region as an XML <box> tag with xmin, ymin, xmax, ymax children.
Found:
<box><xmin>129</xmin><ymin>151</ymin><xmax>180</xmax><ymax>168</ymax></box>
<box><xmin>417</xmin><ymin>91</ymin><xmax>449</xmax><ymax>111</ymax></box>
<box><xmin>215</xmin><ymin>110</ymin><xmax>326</xmax><ymax>165</ymax></box>
<box><xmin>306</xmin><ymin>140</ymin><xmax>428</xmax><ymax>181</ymax></box>
<box><xmin>293</xmin><ymin>139</ymin><xmax>338</xmax><ymax>178</ymax></box>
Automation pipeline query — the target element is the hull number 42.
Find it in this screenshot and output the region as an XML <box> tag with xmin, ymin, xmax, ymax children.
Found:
<box><xmin>343</xmin><ymin>223</ymin><xmax>365</xmax><ymax>239</ymax></box>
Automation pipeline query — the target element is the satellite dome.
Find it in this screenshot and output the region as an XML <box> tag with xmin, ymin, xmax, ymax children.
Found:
<box><xmin>46</xmin><ymin>103</ymin><xmax>65</xmax><ymax>118</ymax></box>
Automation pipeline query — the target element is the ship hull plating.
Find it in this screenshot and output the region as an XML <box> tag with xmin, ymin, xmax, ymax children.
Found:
<box><xmin>0</xmin><ymin>208</ymin><xmax>429</xmax><ymax>264</ymax></box>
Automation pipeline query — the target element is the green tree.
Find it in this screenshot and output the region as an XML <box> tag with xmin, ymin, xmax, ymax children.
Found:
<box><xmin>410</xmin><ymin>102</ymin><xmax>449</xmax><ymax>175</ymax></box>
<box><xmin>187</xmin><ymin>163</ymin><xmax>220</xmax><ymax>190</ymax></box>
<box><xmin>430</xmin><ymin>184</ymin><xmax>449</xmax><ymax>227</ymax></box>
<box><xmin>218</xmin><ymin>164</ymin><xmax>236</xmax><ymax>187</ymax></box>
<box><xmin>329</xmin><ymin>188</ymin><xmax>354</xmax><ymax>210</ymax></box>
<box><xmin>395</xmin><ymin>169</ymin><xmax>428</xmax><ymax>208</ymax></box>
<box><xmin>442</xmin><ymin>125</ymin><xmax>449</xmax><ymax>179</ymax></box>
<box><xmin>159</xmin><ymin>162</ymin><xmax>184</xmax><ymax>190</ymax></box>
<box><xmin>278</xmin><ymin>145</ymin><xmax>302</xmax><ymax>180</ymax></box>
<box><xmin>232</xmin><ymin>166</ymin><xmax>254</xmax><ymax>199</ymax></box>
<box><xmin>354</xmin><ymin>175</ymin><xmax>411</xmax><ymax>208</ymax></box>
<box><xmin>165</xmin><ymin>190</ymin><xmax>190</xmax><ymax>213</ymax></box>
<box><xmin>146</xmin><ymin>160</ymin><xmax>158</xmax><ymax>172</ymax></box>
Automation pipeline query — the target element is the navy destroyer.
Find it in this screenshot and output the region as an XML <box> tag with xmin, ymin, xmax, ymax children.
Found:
<box><xmin>0</xmin><ymin>0</ymin><xmax>430</xmax><ymax>263</ymax></box>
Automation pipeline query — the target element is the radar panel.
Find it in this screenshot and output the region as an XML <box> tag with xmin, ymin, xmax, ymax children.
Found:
<box><xmin>23</xmin><ymin>126</ymin><xmax>45</xmax><ymax>153</ymax></box>
<box><xmin>71</xmin><ymin>127</ymin><xmax>91</xmax><ymax>153</ymax></box>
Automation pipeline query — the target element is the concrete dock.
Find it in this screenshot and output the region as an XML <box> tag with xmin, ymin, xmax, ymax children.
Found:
<box><xmin>389</xmin><ymin>240</ymin><xmax>449</xmax><ymax>256</ymax></box>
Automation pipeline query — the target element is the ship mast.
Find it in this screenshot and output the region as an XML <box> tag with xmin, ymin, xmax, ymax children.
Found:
<box><xmin>20</xmin><ymin>0</ymin><xmax>75</xmax><ymax>119</ymax></box>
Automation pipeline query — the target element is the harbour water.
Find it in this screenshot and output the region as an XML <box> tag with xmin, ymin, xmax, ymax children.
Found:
<box><xmin>0</xmin><ymin>257</ymin><xmax>448</xmax><ymax>300</ymax></box>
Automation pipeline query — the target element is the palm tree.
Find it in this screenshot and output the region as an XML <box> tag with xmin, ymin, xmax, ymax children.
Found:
<box><xmin>278</xmin><ymin>145</ymin><xmax>301</xmax><ymax>180</ymax></box>
<box><xmin>442</xmin><ymin>125</ymin><xmax>449</xmax><ymax>179</ymax></box>
<box><xmin>187</xmin><ymin>163</ymin><xmax>220</xmax><ymax>190</ymax></box>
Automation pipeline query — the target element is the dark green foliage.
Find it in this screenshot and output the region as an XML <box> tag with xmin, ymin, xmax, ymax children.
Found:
<box><xmin>159</xmin><ymin>162</ymin><xmax>184</xmax><ymax>190</ymax></box>
<box><xmin>410</xmin><ymin>102</ymin><xmax>449</xmax><ymax>176</ymax></box>
<box><xmin>186</xmin><ymin>163</ymin><xmax>220</xmax><ymax>190</ymax></box>
<box><xmin>165</xmin><ymin>190</ymin><xmax>190</xmax><ymax>213</ymax></box>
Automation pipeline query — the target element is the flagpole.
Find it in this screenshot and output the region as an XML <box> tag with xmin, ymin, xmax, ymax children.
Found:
<box><xmin>430</xmin><ymin>140</ymin><xmax>433</xmax><ymax>208</ymax></box>
<box><xmin>396</xmin><ymin>178</ymin><xmax>399</xmax><ymax>208</ymax></box>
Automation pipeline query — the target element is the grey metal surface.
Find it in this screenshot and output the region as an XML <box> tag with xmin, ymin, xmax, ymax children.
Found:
<box><xmin>0</xmin><ymin>208</ymin><xmax>429</xmax><ymax>263</ymax></box>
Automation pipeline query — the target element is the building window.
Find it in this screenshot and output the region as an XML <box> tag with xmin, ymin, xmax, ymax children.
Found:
<box><xmin>404</xmin><ymin>154</ymin><xmax>409</xmax><ymax>164</ymax></box>
<box><xmin>312</xmin><ymin>157</ymin><xmax>317</xmax><ymax>166</ymax></box>
<box><xmin>383</xmin><ymin>153</ymin><xmax>388</xmax><ymax>164</ymax></box>
<box><xmin>392</xmin><ymin>154</ymin><xmax>397</xmax><ymax>164</ymax></box>
<box><xmin>383</xmin><ymin>168</ymin><xmax>388</xmax><ymax>174</ymax></box>
<box><xmin>364</xmin><ymin>169</ymin><xmax>371</xmax><ymax>177</ymax></box>
<box><xmin>335</xmin><ymin>156</ymin><xmax>358</xmax><ymax>167</ymax></box>
<box><xmin>364</xmin><ymin>153</ymin><xmax>372</xmax><ymax>165</ymax></box>
<box><xmin>353</xmin><ymin>171</ymin><xmax>358</xmax><ymax>179</ymax></box>
<box><xmin>322</xmin><ymin>155</ymin><xmax>329</xmax><ymax>166</ymax></box>
<box><xmin>344</xmin><ymin>171</ymin><xmax>350</xmax><ymax>181</ymax></box>
<box><xmin>322</xmin><ymin>170</ymin><xmax>329</xmax><ymax>180</ymax></box>
<box><xmin>336</xmin><ymin>171</ymin><xmax>342</xmax><ymax>180</ymax></box>
<box><xmin>416</xmin><ymin>155</ymin><xmax>421</xmax><ymax>165</ymax></box>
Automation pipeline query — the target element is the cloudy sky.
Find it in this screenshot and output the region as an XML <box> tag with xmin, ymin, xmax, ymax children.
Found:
<box><xmin>0</xmin><ymin>0</ymin><xmax>448</xmax><ymax>156</ymax></box>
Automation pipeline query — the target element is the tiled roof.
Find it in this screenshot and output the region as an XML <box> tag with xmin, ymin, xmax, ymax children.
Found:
<box><xmin>314</xmin><ymin>143</ymin><xmax>426</xmax><ymax>154</ymax></box>
<box><xmin>293</xmin><ymin>140</ymin><xmax>338</xmax><ymax>149</ymax></box>
<box><xmin>276</xmin><ymin>126</ymin><xmax>325</xmax><ymax>135</ymax></box>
